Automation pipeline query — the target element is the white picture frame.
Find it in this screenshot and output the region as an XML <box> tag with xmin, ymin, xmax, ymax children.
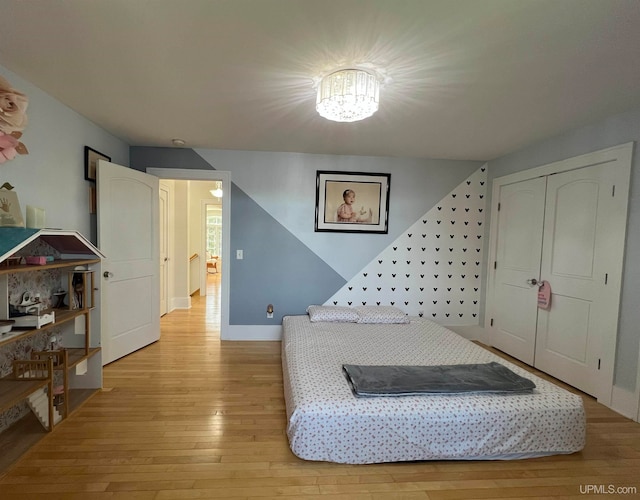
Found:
<box><xmin>0</xmin><ymin>189</ymin><xmax>25</xmax><ymax>227</ymax></box>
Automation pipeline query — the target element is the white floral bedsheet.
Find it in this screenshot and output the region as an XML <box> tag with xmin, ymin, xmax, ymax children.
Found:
<box><xmin>281</xmin><ymin>315</ymin><xmax>586</xmax><ymax>464</ymax></box>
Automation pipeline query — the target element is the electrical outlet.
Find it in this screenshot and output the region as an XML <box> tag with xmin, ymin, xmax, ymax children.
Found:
<box><xmin>236</xmin><ymin>249</ymin><xmax>243</xmax><ymax>259</ymax></box>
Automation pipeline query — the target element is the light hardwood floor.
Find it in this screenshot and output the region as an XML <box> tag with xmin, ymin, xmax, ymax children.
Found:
<box><xmin>1</xmin><ymin>273</ymin><xmax>639</xmax><ymax>499</ymax></box>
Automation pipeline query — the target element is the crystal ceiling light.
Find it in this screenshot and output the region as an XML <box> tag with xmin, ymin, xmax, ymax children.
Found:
<box><xmin>316</xmin><ymin>69</ymin><xmax>380</xmax><ymax>123</ymax></box>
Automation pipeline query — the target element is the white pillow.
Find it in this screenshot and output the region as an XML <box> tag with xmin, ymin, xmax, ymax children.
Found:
<box><xmin>306</xmin><ymin>305</ymin><xmax>359</xmax><ymax>323</ymax></box>
<box><xmin>355</xmin><ymin>305</ymin><xmax>410</xmax><ymax>324</ymax></box>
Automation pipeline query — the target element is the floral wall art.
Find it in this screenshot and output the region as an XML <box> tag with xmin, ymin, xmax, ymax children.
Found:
<box><xmin>0</xmin><ymin>75</ymin><xmax>29</xmax><ymax>164</ymax></box>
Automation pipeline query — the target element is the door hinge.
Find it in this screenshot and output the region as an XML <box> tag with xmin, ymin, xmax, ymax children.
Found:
<box><xmin>494</xmin><ymin>261</ymin><xmax>497</xmax><ymax>270</ymax></box>
<box><xmin>612</xmin><ymin>185</ymin><xmax>616</xmax><ymax>197</ymax></box>
<box><xmin>497</xmin><ymin>202</ymin><xmax>501</xmax><ymax>211</ymax></box>
<box><xmin>598</xmin><ymin>359</ymin><xmax>601</xmax><ymax>370</ymax></box>
<box><xmin>490</xmin><ymin>318</ymin><xmax>494</xmax><ymax>327</ymax></box>
<box><xmin>605</xmin><ymin>273</ymin><xmax>608</xmax><ymax>285</ymax></box>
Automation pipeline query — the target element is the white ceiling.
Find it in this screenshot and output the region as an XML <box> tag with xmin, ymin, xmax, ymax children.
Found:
<box><xmin>1</xmin><ymin>0</ymin><xmax>640</xmax><ymax>161</ymax></box>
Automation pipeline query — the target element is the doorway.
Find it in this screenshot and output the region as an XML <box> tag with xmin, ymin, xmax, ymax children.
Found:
<box><xmin>148</xmin><ymin>168</ymin><xmax>231</xmax><ymax>340</ymax></box>
<box><xmin>200</xmin><ymin>200</ymin><xmax>222</xmax><ymax>297</ymax></box>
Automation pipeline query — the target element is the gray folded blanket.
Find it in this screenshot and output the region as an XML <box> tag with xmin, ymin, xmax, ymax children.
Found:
<box><xmin>342</xmin><ymin>361</ymin><xmax>536</xmax><ymax>397</ymax></box>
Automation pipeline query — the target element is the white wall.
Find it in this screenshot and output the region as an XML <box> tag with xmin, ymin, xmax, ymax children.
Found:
<box><xmin>171</xmin><ymin>180</ymin><xmax>190</xmax><ymax>309</ymax></box>
<box><xmin>0</xmin><ymin>65</ymin><xmax>129</xmax><ymax>242</ymax></box>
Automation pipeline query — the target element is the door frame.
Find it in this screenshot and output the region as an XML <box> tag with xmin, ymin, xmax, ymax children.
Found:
<box><xmin>200</xmin><ymin>200</ymin><xmax>222</xmax><ymax>296</ymax></box>
<box><xmin>159</xmin><ymin>182</ymin><xmax>170</xmax><ymax>315</ymax></box>
<box><xmin>147</xmin><ymin>168</ymin><xmax>231</xmax><ymax>340</ymax></box>
<box><xmin>485</xmin><ymin>142</ymin><xmax>633</xmax><ymax>408</ymax></box>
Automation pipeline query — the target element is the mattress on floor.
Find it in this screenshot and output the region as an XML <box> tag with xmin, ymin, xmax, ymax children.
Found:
<box><xmin>281</xmin><ymin>315</ymin><xmax>586</xmax><ymax>464</ymax></box>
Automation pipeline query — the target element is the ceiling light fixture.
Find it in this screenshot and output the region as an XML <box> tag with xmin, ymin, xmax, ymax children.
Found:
<box><xmin>316</xmin><ymin>68</ymin><xmax>380</xmax><ymax>123</ymax></box>
<box><xmin>210</xmin><ymin>181</ymin><xmax>223</xmax><ymax>198</ymax></box>
<box><xmin>172</xmin><ymin>138</ymin><xmax>186</xmax><ymax>146</ymax></box>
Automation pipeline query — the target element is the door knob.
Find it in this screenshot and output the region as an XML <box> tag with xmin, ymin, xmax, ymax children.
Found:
<box><xmin>103</xmin><ymin>271</ymin><xmax>114</xmax><ymax>278</ymax></box>
<box><xmin>526</xmin><ymin>278</ymin><xmax>538</xmax><ymax>286</ymax></box>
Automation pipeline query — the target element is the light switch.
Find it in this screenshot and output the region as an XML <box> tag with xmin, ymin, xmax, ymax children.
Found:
<box><xmin>236</xmin><ymin>249</ymin><xmax>243</xmax><ymax>260</ymax></box>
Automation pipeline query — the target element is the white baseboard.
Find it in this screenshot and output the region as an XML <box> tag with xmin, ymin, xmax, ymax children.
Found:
<box><xmin>446</xmin><ymin>324</ymin><xmax>487</xmax><ymax>343</ymax></box>
<box><xmin>170</xmin><ymin>296</ymin><xmax>191</xmax><ymax>311</ymax></box>
<box><xmin>222</xmin><ymin>325</ymin><xmax>282</xmax><ymax>341</ymax></box>
<box><xmin>610</xmin><ymin>385</ymin><xmax>639</xmax><ymax>421</ymax></box>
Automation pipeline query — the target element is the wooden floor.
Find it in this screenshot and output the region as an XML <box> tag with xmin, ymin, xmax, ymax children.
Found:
<box><xmin>1</xmin><ymin>273</ymin><xmax>639</xmax><ymax>499</ymax></box>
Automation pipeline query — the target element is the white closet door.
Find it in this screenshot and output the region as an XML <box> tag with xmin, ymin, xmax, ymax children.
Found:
<box><xmin>490</xmin><ymin>177</ymin><xmax>546</xmax><ymax>365</ymax></box>
<box><xmin>535</xmin><ymin>162</ymin><xmax>628</xmax><ymax>400</ymax></box>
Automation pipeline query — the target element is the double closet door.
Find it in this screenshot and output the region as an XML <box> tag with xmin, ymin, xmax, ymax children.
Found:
<box><xmin>489</xmin><ymin>148</ymin><xmax>630</xmax><ymax>403</ymax></box>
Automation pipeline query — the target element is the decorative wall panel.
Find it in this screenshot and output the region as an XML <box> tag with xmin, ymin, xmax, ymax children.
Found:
<box><xmin>328</xmin><ymin>166</ymin><xmax>487</xmax><ymax>325</ymax></box>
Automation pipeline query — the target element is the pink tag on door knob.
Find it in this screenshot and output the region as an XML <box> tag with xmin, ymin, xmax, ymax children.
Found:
<box><xmin>537</xmin><ymin>281</ymin><xmax>551</xmax><ymax>310</ymax></box>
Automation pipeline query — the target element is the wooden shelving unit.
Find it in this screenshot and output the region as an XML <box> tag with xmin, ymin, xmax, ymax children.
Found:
<box><xmin>0</xmin><ymin>258</ymin><xmax>100</xmax><ymax>275</ymax></box>
<box><xmin>0</xmin><ymin>358</ymin><xmax>54</xmax><ymax>429</ymax></box>
<box><xmin>0</xmin><ymin>369</ymin><xmax>51</xmax><ymax>416</ymax></box>
<box><xmin>0</xmin><ymin>228</ymin><xmax>104</xmax><ymax>473</ymax></box>
<box><xmin>0</xmin><ymin>307</ymin><xmax>96</xmax><ymax>347</ymax></box>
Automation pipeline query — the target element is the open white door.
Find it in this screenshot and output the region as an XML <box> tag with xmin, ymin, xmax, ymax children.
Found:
<box><xmin>97</xmin><ymin>160</ymin><xmax>160</xmax><ymax>365</ymax></box>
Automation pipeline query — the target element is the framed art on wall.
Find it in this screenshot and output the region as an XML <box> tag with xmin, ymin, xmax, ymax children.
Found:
<box><xmin>0</xmin><ymin>188</ymin><xmax>25</xmax><ymax>227</ymax></box>
<box><xmin>84</xmin><ymin>146</ymin><xmax>111</xmax><ymax>182</ymax></box>
<box><xmin>89</xmin><ymin>186</ymin><xmax>97</xmax><ymax>214</ymax></box>
<box><xmin>315</xmin><ymin>171</ymin><xmax>390</xmax><ymax>233</ymax></box>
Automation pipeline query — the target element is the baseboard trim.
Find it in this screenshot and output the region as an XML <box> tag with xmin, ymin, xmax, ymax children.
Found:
<box><xmin>610</xmin><ymin>385</ymin><xmax>639</xmax><ymax>421</ymax></box>
<box><xmin>223</xmin><ymin>325</ymin><xmax>282</xmax><ymax>341</ymax></box>
<box><xmin>170</xmin><ymin>296</ymin><xmax>191</xmax><ymax>311</ymax></box>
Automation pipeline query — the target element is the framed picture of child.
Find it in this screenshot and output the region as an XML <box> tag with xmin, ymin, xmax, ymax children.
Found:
<box><xmin>315</xmin><ymin>171</ymin><xmax>390</xmax><ymax>233</ymax></box>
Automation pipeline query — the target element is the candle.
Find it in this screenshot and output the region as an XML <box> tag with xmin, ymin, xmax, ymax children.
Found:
<box><xmin>26</xmin><ymin>205</ymin><xmax>45</xmax><ymax>228</ymax></box>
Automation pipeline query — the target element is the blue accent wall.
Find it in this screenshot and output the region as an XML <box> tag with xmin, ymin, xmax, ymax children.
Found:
<box><xmin>230</xmin><ymin>183</ymin><xmax>345</xmax><ymax>324</ymax></box>
<box><xmin>130</xmin><ymin>147</ymin><xmax>215</xmax><ymax>172</ymax></box>
<box><xmin>131</xmin><ymin>147</ymin><xmax>482</xmax><ymax>326</ymax></box>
